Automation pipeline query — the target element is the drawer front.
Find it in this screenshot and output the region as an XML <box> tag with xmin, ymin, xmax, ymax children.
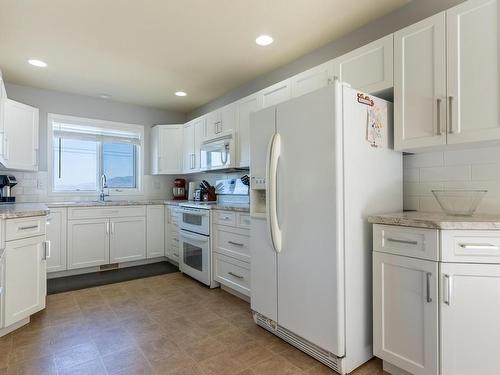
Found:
<box><xmin>68</xmin><ymin>206</ymin><xmax>146</xmax><ymax>220</ymax></box>
<box><xmin>6</xmin><ymin>216</ymin><xmax>47</xmax><ymax>241</ymax></box>
<box><xmin>236</xmin><ymin>213</ymin><xmax>251</xmax><ymax>229</ymax></box>
<box><xmin>214</xmin><ymin>253</ymin><xmax>250</xmax><ymax>296</ymax></box>
<box><xmin>373</xmin><ymin>224</ymin><xmax>439</xmax><ymax>261</ymax></box>
<box><xmin>215</xmin><ymin>226</ymin><xmax>250</xmax><ymax>262</ymax></box>
<box><xmin>214</xmin><ymin>211</ymin><xmax>236</xmax><ymax>226</ymax></box>
<box><xmin>441</xmin><ymin>230</ymin><xmax>500</xmax><ymax>263</ymax></box>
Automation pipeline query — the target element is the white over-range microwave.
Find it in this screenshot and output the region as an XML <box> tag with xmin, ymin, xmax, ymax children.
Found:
<box><xmin>200</xmin><ymin>131</ymin><xmax>236</xmax><ymax>171</ymax></box>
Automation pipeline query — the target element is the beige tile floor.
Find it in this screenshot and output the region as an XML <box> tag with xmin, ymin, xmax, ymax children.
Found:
<box><xmin>0</xmin><ymin>272</ymin><xmax>388</xmax><ymax>375</ymax></box>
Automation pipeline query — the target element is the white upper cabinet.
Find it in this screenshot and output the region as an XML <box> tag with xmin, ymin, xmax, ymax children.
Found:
<box><xmin>182</xmin><ymin>121</ymin><xmax>196</xmax><ymax>173</ymax></box>
<box><xmin>1</xmin><ymin>99</ymin><xmax>39</xmax><ymax>171</ymax></box>
<box><xmin>373</xmin><ymin>251</ymin><xmax>439</xmax><ymax>375</ymax></box>
<box><xmin>150</xmin><ymin>124</ymin><xmax>183</xmax><ymax>175</ymax></box>
<box><xmin>440</xmin><ymin>262</ymin><xmax>500</xmax><ymax>375</ymax></box>
<box><xmin>205</xmin><ymin>103</ymin><xmax>236</xmax><ymax>139</ymax></box>
<box><xmin>446</xmin><ymin>0</ymin><xmax>500</xmax><ymax>144</ymax></box>
<box><xmin>262</xmin><ymin>80</ymin><xmax>291</xmax><ymax>108</ymax></box>
<box><xmin>290</xmin><ymin>62</ymin><xmax>334</xmax><ymax>98</ymax></box>
<box><xmin>333</xmin><ymin>34</ymin><xmax>394</xmax><ymax>93</ymax></box>
<box><xmin>193</xmin><ymin>116</ymin><xmax>204</xmax><ymax>170</ymax></box>
<box><xmin>236</xmin><ymin>92</ymin><xmax>263</xmax><ymax>168</ymax></box>
<box><xmin>394</xmin><ymin>13</ymin><xmax>447</xmax><ymax>151</ymax></box>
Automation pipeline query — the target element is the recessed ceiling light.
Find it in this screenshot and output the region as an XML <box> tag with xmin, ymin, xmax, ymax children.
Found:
<box><xmin>28</xmin><ymin>59</ymin><xmax>48</xmax><ymax>68</ymax></box>
<box><xmin>255</xmin><ymin>35</ymin><xmax>273</xmax><ymax>46</ymax></box>
<box><xmin>99</xmin><ymin>94</ymin><xmax>112</xmax><ymax>99</ymax></box>
<box><xmin>175</xmin><ymin>91</ymin><xmax>187</xmax><ymax>97</ymax></box>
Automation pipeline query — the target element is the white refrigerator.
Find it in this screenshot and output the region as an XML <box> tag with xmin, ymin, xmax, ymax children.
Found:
<box><xmin>249</xmin><ymin>82</ymin><xmax>402</xmax><ymax>374</ymax></box>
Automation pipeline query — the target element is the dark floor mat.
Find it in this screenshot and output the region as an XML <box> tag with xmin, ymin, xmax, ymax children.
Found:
<box><xmin>47</xmin><ymin>261</ymin><xmax>179</xmax><ymax>294</ymax></box>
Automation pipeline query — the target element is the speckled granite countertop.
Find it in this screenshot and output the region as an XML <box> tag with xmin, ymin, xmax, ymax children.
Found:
<box><xmin>47</xmin><ymin>200</ymin><xmax>183</xmax><ymax>208</ymax></box>
<box><xmin>0</xmin><ymin>203</ymin><xmax>49</xmax><ymax>219</ymax></box>
<box><xmin>212</xmin><ymin>205</ymin><xmax>250</xmax><ymax>213</ymax></box>
<box><xmin>368</xmin><ymin>211</ymin><xmax>500</xmax><ymax>230</ymax></box>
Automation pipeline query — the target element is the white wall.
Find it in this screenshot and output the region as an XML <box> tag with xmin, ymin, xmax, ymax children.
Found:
<box><xmin>404</xmin><ymin>146</ymin><xmax>500</xmax><ymax>214</ymax></box>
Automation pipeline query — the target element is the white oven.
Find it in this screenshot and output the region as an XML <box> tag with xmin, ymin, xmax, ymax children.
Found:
<box><xmin>179</xmin><ymin>206</ymin><xmax>210</xmax><ymax>236</ymax></box>
<box><xmin>179</xmin><ymin>229</ymin><xmax>211</xmax><ymax>286</ymax></box>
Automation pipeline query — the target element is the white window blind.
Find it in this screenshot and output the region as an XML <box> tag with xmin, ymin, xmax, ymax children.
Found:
<box><xmin>52</xmin><ymin>122</ymin><xmax>141</xmax><ymax>145</ymax></box>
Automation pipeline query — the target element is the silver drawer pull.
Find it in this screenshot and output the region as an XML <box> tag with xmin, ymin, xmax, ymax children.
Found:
<box><xmin>228</xmin><ymin>241</ymin><xmax>244</xmax><ymax>247</ymax></box>
<box><xmin>386</xmin><ymin>238</ymin><xmax>418</xmax><ymax>246</ymax></box>
<box><xmin>221</xmin><ymin>216</ymin><xmax>231</xmax><ymax>220</ymax></box>
<box><xmin>18</xmin><ymin>225</ymin><xmax>39</xmax><ymax>231</ymax></box>
<box><xmin>228</xmin><ymin>271</ymin><xmax>243</xmax><ymax>279</ymax></box>
<box><xmin>459</xmin><ymin>244</ymin><xmax>499</xmax><ymax>250</ymax></box>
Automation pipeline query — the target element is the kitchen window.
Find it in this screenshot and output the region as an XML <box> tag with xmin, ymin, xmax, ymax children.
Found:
<box><xmin>48</xmin><ymin>114</ymin><xmax>143</xmax><ymax>194</ymax></box>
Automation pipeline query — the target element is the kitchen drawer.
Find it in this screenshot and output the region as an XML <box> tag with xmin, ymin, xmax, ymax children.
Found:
<box><xmin>373</xmin><ymin>224</ymin><xmax>439</xmax><ymax>261</ymax></box>
<box><xmin>68</xmin><ymin>206</ymin><xmax>146</xmax><ymax>220</ymax></box>
<box><xmin>214</xmin><ymin>253</ymin><xmax>250</xmax><ymax>296</ymax></box>
<box><xmin>6</xmin><ymin>216</ymin><xmax>46</xmax><ymax>241</ymax></box>
<box><xmin>214</xmin><ymin>211</ymin><xmax>236</xmax><ymax>226</ymax></box>
<box><xmin>236</xmin><ymin>213</ymin><xmax>251</xmax><ymax>229</ymax></box>
<box><xmin>215</xmin><ymin>226</ymin><xmax>250</xmax><ymax>262</ymax></box>
<box><xmin>441</xmin><ymin>230</ymin><xmax>500</xmax><ymax>263</ymax></box>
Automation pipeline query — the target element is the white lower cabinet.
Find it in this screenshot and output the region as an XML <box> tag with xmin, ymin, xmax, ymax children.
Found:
<box><xmin>440</xmin><ymin>262</ymin><xmax>500</xmax><ymax>375</ymax></box>
<box><xmin>213</xmin><ymin>210</ymin><xmax>251</xmax><ymax>297</ymax></box>
<box><xmin>4</xmin><ymin>234</ymin><xmax>47</xmax><ymax>327</ymax></box>
<box><xmin>110</xmin><ymin>217</ymin><xmax>146</xmax><ymax>263</ymax></box>
<box><xmin>147</xmin><ymin>205</ymin><xmax>165</xmax><ymax>258</ymax></box>
<box><xmin>165</xmin><ymin>205</ymin><xmax>180</xmax><ymax>262</ymax></box>
<box><xmin>373</xmin><ymin>252</ymin><xmax>439</xmax><ymax>375</ymax></box>
<box><xmin>68</xmin><ymin>219</ymin><xmax>110</xmax><ymax>269</ymax></box>
<box><xmin>374</xmin><ymin>224</ymin><xmax>500</xmax><ymax>375</ymax></box>
<box><xmin>46</xmin><ymin>208</ymin><xmax>67</xmax><ymax>273</ymax></box>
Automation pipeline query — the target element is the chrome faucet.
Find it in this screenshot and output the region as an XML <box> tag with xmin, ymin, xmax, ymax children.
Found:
<box><xmin>99</xmin><ymin>174</ymin><xmax>109</xmax><ymax>201</ymax></box>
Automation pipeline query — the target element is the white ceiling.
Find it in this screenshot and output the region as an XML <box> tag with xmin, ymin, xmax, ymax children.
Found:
<box><xmin>0</xmin><ymin>0</ymin><xmax>408</xmax><ymax>113</ymax></box>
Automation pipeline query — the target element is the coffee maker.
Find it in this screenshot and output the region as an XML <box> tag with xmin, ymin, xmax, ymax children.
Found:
<box><xmin>0</xmin><ymin>175</ymin><xmax>17</xmax><ymax>202</ymax></box>
<box><xmin>172</xmin><ymin>178</ymin><xmax>186</xmax><ymax>200</ymax></box>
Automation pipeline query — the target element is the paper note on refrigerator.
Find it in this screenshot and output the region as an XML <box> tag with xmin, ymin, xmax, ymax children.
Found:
<box><xmin>366</xmin><ymin>103</ymin><xmax>387</xmax><ymax>148</ymax></box>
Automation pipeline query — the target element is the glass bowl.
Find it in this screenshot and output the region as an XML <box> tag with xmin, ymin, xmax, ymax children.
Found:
<box><xmin>431</xmin><ymin>190</ymin><xmax>487</xmax><ymax>216</ymax></box>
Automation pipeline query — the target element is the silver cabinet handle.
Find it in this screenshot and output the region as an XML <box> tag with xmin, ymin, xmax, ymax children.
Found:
<box><xmin>386</xmin><ymin>238</ymin><xmax>418</xmax><ymax>246</ymax></box>
<box><xmin>18</xmin><ymin>225</ymin><xmax>39</xmax><ymax>231</ymax></box>
<box><xmin>106</xmin><ymin>222</ymin><xmax>110</xmax><ymax>235</ymax></box>
<box><xmin>426</xmin><ymin>272</ymin><xmax>432</xmax><ymax>303</ymax></box>
<box><xmin>111</xmin><ymin>222</ymin><xmax>115</xmax><ymax>234</ymax></box>
<box><xmin>444</xmin><ymin>274</ymin><xmax>452</xmax><ymax>305</ymax></box>
<box><xmin>228</xmin><ymin>241</ymin><xmax>244</xmax><ymax>247</ymax></box>
<box><xmin>228</xmin><ymin>271</ymin><xmax>243</xmax><ymax>279</ymax></box>
<box><xmin>448</xmin><ymin>96</ymin><xmax>454</xmax><ymax>134</ymax></box>
<box><xmin>436</xmin><ymin>98</ymin><xmax>442</xmax><ymax>135</ymax></box>
<box><xmin>459</xmin><ymin>243</ymin><xmax>499</xmax><ymax>250</ymax></box>
<box><xmin>43</xmin><ymin>240</ymin><xmax>51</xmax><ymax>260</ymax></box>
<box><xmin>221</xmin><ymin>216</ymin><xmax>231</xmax><ymax>220</ymax></box>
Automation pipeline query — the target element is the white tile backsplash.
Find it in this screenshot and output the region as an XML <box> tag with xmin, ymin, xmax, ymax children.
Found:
<box><xmin>404</xmin><ymin>146</ymin><xmax>500</xmax><ymax>213</ymax></box>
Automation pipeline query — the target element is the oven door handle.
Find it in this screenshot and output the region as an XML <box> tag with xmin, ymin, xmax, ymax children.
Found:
<box><xmin>180</xmin><ymin>231</ymin><xmax>209</xmax><ymax>242</ymax></box>
<box><xmin>181</xmin><ymin>211</ymin><xmax>208</xmax><ymax>217</ymax></box>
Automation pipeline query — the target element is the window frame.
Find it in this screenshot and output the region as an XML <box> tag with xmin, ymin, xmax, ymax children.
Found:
<box><xmin>47</xmin><ymin>113</ymin><xmax>144</xmax><ymax>196</ymax></box>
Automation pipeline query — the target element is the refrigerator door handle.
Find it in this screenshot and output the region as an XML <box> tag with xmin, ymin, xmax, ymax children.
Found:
<box><xmin>266</xmin><ymin>132</ymin><xmax>282</xmax><ymax>253</ymax></box>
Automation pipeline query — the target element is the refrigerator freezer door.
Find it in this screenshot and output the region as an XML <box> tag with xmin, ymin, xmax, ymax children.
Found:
<box><xmin>275</xmin><ymin>85</ymin><xmax>345</xmax><ymax>356</ymax></box>
<box><xmin>250</xmin><ymin>217</ymin><xmax>277</xmax><ymax>321</ymax></box>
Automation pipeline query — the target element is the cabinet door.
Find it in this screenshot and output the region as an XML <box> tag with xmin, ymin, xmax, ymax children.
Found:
<box><xmin>290</xmin><ymin>62</ymin><xmax>334</xmax><ymax>98</ymax></box>
<box><xmin>205</xmin><ymin>110</ymin><xmax>221</xmax><ymax>139</ymax></box>
<box><xmin>182</xmin><ymin>122</ymin><xmax>195</xmax><ymax>173</ymax></box>
<box><xmin>4</xmin><ymin>236</ymin><xmax>47</xmax><ymax>327</ymax></box>
<box><xmin>46</xmin><ymin>208</ymin><xmax>67</xmax><ymax>273</ymax></box>
<box><xmin>2</xmin><ymin>99</ymin><xmax>39</xmax><ymax>171</ymax></box>
<box><xmin>193</xmin><ymin>117</ymin><xmax>205</xmax><ymax>170</ymax></box>
<box><xmin>447</xmin><ymin>0</ymin><xmax>500</xmax><ymax>144</ymax></box>
<box><xmin>333</xmin><ymin>35</ymin><xmax>393</xmax><ymax>93</ymax></box>
<box><xmin>440</xmin><ymin>262</ymin><xmax>500</xmax><ymax>375</ymax></box>
<box><xmin>147</xmin><ymin>205</ymin><xmax>165</xmax><ymax>258</ymax></box>
<box><xmin>220</xmin><ymin>103</ymin><xmax>236</xmax><ymax>133</ymax></box>
<box><xmin>373</xmin><ymin>252</ymin><xmax>438</xmax><ymax>375</ymax></box>
<box><xmin>158</xmin><ymin>125</ymin><xmax>183</xmax><ymax>174</ymax></box>
<box><xmin>164</xmin><ymin>206</ymin><xmax>171</xmax><ymax>258</ymax></box>
<box><xmin>236</xmin><ymin>93</ymin><xmax>263</xmax><ymax>168</ymax></box>
<box><xmin>110</xmin><ymin>217</ymin><xmax>146</xmax><ymax>263</ymax></box>
<box><xmin>394</xmin><ymin>13</ymin><xmax>447</xmax><ymax>151</ymax></box>
<box><xmin>262</xmin><ymin>80</ymin><xmax>291</xmax><ymax>108</ymax></box>
<box><xmin>68</xmin><ymin>219</ymin><xmax>109</xmax><ymax>269</ymax></box>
